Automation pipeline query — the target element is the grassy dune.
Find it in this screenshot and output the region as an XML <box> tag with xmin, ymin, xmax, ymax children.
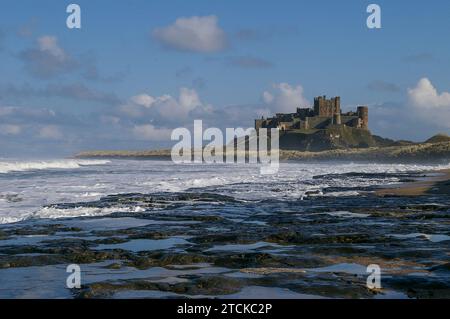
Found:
<box><xmin>75</xmin><ymin>141</ymin><xmax>450</xmax><ymax>163</ymax></box>
<box><xmin>280</xmin><ymin>141</ymin><xmax>450</xmax><ymax>162</ymax></box>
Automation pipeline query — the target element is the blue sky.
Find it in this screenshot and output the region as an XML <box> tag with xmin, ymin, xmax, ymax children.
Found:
<box><xmin>1</xmin><ymin>0</ymin><xmax>450</xmax><ymax>156</ymax></box>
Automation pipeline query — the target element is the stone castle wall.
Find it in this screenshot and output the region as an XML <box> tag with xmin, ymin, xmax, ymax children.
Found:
<box><xmin>255</xmin><ymin>95</ymin><xmax>369</xmax><ymax>131</ymax></box>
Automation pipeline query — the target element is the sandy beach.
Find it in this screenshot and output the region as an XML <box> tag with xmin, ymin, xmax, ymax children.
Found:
<box><xmin>377</xmin><ymin>169</ymin><xmax>450</xmax><ymax>196</ymax></box>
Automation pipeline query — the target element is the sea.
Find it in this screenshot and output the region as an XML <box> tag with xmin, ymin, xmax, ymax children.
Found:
<box><xmin>0</xmin><ymin>159</ymin><xmax>449</xmax><ymax>298</ymax></box>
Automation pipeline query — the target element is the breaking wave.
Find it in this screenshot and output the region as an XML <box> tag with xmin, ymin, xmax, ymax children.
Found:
<box><xmin>0</xmin><ymin>205</ymin><xmax>146</xmax><ymax>224</ymax></box>
<box><xmin>0</xmin><ymin>159</ymin><xmax>110</xmax><ymax>174</ymax></box>
<box><xmin>1</xmin><ymin>159</ymin><xmax>450</xmax><ymax>225</ymax></box>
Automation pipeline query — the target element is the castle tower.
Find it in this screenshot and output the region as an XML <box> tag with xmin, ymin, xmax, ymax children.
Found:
<box><xmin>255</xmin><ymin>116</ymin><xmax>265</xmax><ymax>130</ymax></box>
<box><xmin>313</xmin><ymin>96</ymin><xmax>324</xmax><ymax>116</ymax></box>
<box><xmin>357</xmin><ymin>106</ymin><xmax>369</xmax><ymax>130</ymax></box>
<box><xmin>314</xmin><ymin>96</ymin><xmax>341</xmax><ymax>117</ymax></box>
<box><xmin>303</xmin><ymin>117</ymin><xmax>309</xmax><ymax>130</ymax></box>
<box><xmin>335</xmin><ymin>97</ymin><xmax>341</xmax><ymax>114</ymax></box>
<box><xmin>333</xmin><ymin>112</ymin><xmax>341</xmax><ymax>125</ymax></box>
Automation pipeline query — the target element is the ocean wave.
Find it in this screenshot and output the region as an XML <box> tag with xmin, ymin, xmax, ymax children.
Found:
<box><xmin>0</xmin><ymin>159</ymin><xmax>111</xmax><ymax>174</ymax></box>
<box><xmin>32</xmin><ymin>205</ymin><xmax>146</xmax><ymax>219</ymax></box>
<box><xmin>0</xmin><ymin>205</ymin><xmax>147</xmax><ymax>224</ymax></box>
<box><xmin>1</xmin><ymin>160</ymin><xmax>449</xmax><ymax>225</ymax></box>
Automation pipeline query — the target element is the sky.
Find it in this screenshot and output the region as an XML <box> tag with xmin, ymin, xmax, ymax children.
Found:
<box><xmin>1</xmin><ymin>0</ymin><xmax>450</xmax><ymax>157</ymax></box>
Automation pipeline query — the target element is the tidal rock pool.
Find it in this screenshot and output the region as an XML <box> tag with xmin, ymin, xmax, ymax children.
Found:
<box><xmin>0</xmin><ymin>161</ymin><xmax>449</xmax><ymax>298</ymax></box>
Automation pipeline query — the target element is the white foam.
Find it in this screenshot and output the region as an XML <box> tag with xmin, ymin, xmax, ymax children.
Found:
<box><xmin>0</xmin><ymin>203</ymin><xmax>147</xmax><ymax>224</ymax></box>
<box><xmin>325</xmin><ymin>211</ymin><xmax>370</xmax><ymax>218</ymax></box>
<box><xmin>33</xmin><ymin>205</ymin><xmax>146</xmax><ymax>219</ymax></box>
<box><xmin>391</xmin><ymin>233</ymin><xmax>450</xmax><ymax>243</ymax></box>
<box><xmin>0</xmin><ymin>215</ymin><xmax>25</xmax><ymax>224</ymax></box>
<box><xmin>0</xmin><ymin>159</ymin><xmax>110</xmax><ymax>174</ymax></box>
<box><xmin>77</xmin><ymin>192</ymin><xmax>105</xmax><ymax>198</ymax></box>
<box><xmin>323</xmin><ymin>191</ymin><xmax>361</xmax><ymax>197</ymax></box>
<box><xmin>0</xmin><ymin>159</ymin><xmax>449</xmax><ymax>224</ymax></box>
<box><xmin>1</xmin><ymin>205</ymin><xmax>146</xmax><ymax>223</ymax></box>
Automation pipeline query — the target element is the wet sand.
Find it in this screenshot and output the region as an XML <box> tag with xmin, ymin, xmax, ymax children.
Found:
<box><xmin>377</xmin><ymin>169</ymin><xmax>450</xmax><ymax>196</ymax></box>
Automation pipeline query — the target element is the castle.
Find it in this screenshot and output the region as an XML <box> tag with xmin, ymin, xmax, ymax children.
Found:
<box><xmin>255</xmin><ymin>96</ymin><xmax>368</xmax><ymax>132</ymax></box>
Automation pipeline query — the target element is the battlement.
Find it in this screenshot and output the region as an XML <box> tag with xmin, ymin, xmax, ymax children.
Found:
<box><xmin>255</xmin><ymin>95</ymin><xmax>369</xmax><ymax>131</ymax></box>
<box><xmin>314</xmin><ymin>95</ymin><xmax>340</xmax><ymax>117</ymax></box>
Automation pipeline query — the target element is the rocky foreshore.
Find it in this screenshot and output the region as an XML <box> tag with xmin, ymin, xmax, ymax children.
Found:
<box><xmin>1</xmin><ymin>190</ymin><xmax>450</xmax><ymax>298</ymax></box>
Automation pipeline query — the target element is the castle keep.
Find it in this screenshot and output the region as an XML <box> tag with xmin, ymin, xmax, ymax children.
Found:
<box><xmin>255</xmin><ymin>96</ymin><xmax>369</xmax><ymax>132</ymax></box>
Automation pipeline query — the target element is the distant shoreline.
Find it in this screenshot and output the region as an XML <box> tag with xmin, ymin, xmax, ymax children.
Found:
<box><xmin>74</xmin><ymin>141</ymin><xmax>450</xmax><ymax>164</ymax></box>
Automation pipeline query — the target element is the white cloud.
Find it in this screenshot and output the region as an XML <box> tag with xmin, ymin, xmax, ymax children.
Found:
<box><xmin>37</xmin><ymin>36</ymin><xmax>68</xmax><ymax>61</ymax></box>
<box><xmin>130</xmin><ymin>94</ymin><xmax>156</xmax><ymax>108</ymax></box>
<box><xmin>0</xmin><ymin>124</ymin><xmax>22</xmax><ymax>135</ymax></box>
<box><xmin>408</xmin><ymin>78</ymin><xmax>450</xmax><ymax>108</ymax></box>
<box><xmin>262</xmin><ymin>83</ymin><xmax>309</xmax><ymax>113</ymax></box>
<box><xmin>407</xmin><ymin>78</ymin><xmax>450</xmax><ymax>128</ymax></box>
<box><xmin>19</xmin><ymin>35</ymin><xmax>75</xmax><ymax>78</ymax></box>
<box><xmin>0</xmin><ymin>82</ymin><xmax>120</xmax><ymax>105</ymax></box>
<box><xmin>38</xmin><ymin>125</ymin><xmax>63</xmax><ymax>140</ymax></box>
<box><xmin>178</xmin><ymin>87</ymin><xmax>202</xmax><ymax>111</ymax></box>
<box><xmin>100</xmin><ymin>115</ymin><xmax>120</xmax><ymax>125</ymax></box>
<box><xmin>262</xmin><ymin>91</ymin><xmax>274</xmax><ymax>104</ymax></box>
<box><xmin>132</xmin><ymin>124</ymin><xmax>172</xmax><ymax>141</ymax></box>
<box><xmin>152</xmin><ymin>15</ymin><xmax>227</xmax><ymax>53</ymax></box>
<box><xmin>122</xmin><ymin>87</ymin><xmax>210</xmax><ymax>121</ymax></box>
